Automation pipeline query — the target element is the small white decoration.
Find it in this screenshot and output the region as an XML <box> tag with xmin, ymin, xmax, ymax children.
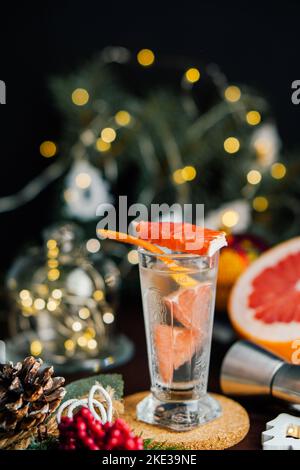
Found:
<box><xmin>56</xmin><ymin>382</ymin><xmax>113</xmax><ymax>425</ymax></box>
<box><xmin>251</xmin><ymin>123</ymin><xmax>281</xmax><ymax>168</ymax></box>
<box><xmin>262</xmin><ymin>413</ymin><xmax>300</xmax><ymax>450</ymax></box>
<box><xmin>64</xmin><ymin>160</ymin><xmax>112</xmax><ymax>221</ymax></box>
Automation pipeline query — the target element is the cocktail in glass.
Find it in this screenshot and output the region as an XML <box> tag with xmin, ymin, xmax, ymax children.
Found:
<box><xmin>136</xmin><ymin>249</ymin><xmax>220</xmax><ymax>431</ymax></box>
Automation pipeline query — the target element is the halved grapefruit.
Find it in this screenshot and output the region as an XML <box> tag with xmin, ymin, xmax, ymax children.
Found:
<box><xmin>229</xmin><ymin>237</ymin><xmax>300</xmax><ymax>362</ymax></box>
<box><xmin>164</xmin><ymin>283</ymin><xmax>212</xmax><ymax>329</ymax></box>
<box><xmin>154</xmin><ymin>325</ymin><xmax>200</xmax><ymax>383</ymax></box>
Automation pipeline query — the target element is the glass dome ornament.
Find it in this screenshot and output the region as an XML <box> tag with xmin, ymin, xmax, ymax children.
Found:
<box><xmin>6</xmin><ymin>223</ymin><xmax>133</xmax><ymax>373</ymax></box>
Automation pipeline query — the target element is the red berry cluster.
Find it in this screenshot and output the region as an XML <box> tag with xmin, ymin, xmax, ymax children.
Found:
<box><xmin>58</xmin><ymin>407</ymin><xmax>144</xmax><ymax>450</ymax></box>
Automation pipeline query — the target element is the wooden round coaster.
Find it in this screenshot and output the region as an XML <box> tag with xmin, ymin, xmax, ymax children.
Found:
<box><xmin>123</xmin><ymin>391</ymin><xmax>249</xmax><ymax>450</ymax></box>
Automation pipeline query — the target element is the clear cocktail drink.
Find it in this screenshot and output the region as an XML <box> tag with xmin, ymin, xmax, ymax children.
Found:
<box><xmin>137</xmin><ymin>249</ymin><xmax>220</xmax><ymax>431</ymax></box>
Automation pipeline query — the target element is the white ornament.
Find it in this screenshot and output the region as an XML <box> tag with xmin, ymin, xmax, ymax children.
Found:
<box><xmin>64</xmin><ymin>160</ymin><xmax>112</xmax><ymax>221</ymax></box>
<box><xmin>262</xmin><ymin>413</ymin><xmax>300</xmax><ymax>450</ymax></box>
<box><xmin>251</xmin><ymin>123</ymin><xmax>281</xmax><ymax>168</ymax></box>
<box><xmin>56</xmin><ymin>382</ymin><xmax>113</xmax><ymax>425</ymax></box>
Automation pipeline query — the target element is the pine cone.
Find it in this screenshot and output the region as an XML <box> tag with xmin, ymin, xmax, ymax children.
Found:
<box><xmin>0</xmin><ymin>356</ymin><xmax>66</xmax><ymax>434</ymax></box>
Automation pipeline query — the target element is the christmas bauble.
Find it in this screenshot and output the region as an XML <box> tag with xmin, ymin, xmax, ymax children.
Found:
<box><xmin>6</xmin><ymin>223</ymin><xmax>122</xmax><ymax>371</ymax></box>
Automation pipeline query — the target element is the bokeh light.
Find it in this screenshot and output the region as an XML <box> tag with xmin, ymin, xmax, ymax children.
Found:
<box><xmin>101</xmin><ymin>127</ymin><xmax>116</xmax><ymax>143</ymax></box>
<box><xmin>247</xmin><ymin>169</ymin><xmax>262</xmax><ymax>185</ymax></box>
<box><xmin>137</xmin><ymin>49</ymin><xmax>155</xmax><ymax>66</ymax></box>
<box><xmin>79</xmin><ymin>307</ymin><xmax>90</xmax><ymax>320</ymax></box>
<box><xmin>93</xmin><ymin>290</ymin><xmax>104</xmax><ymax>301</ymax></box>
<box><xmin>48</xmin><ymin>269</ymin><xmax>60</xmax><ymax>281</ymax></box>
<box><xmin>115</xmin><ymin>110</ymin><xmax>131</xmax><ymax>126</ymax></box>
<box><xmin>34</xmin><ymin>298</ymin><xmax>46</xmax><ymax>310</ymax></box>
<box><xmin>86</xmin><ymin>238</ymin><xmax>101</xmax><ymax>253</ymax></box>
<box><xmin>185</xmin><ymin>68</ymin><xmax>200</xmax><ymax>83</ymax></box>
<box><xmin>246</xmin><ymin>110</ymin><xmax>261</xmax><ymax>126</ymax></box>
<box><xmin>96</xmin><ymin>138</ymin><xmax>111</xmax><ymax>152</ymax></box>
<box><xmin>30</xmin><ymin>340</ymin><xmax>43</xmax><ymax>356</ymax></box>
<box><xmin>103</xmin><ymin>312</ymin><xmax>115</xmax><ymax>324</ymax></box>
<box><xmin>127</xmin><ymin>249</ymin><xmax>139</xmax><ymax>265</ymax></box>
<box><xmin>221</xmin><ymin>210</ymin><xmax>239</xmax><ymax>228</ymax></box>
<box><xmin>72</xmin><ymin>321</ymin><xmax>82</xmax><ymax>332</ymax></box>
<box><xmin>224</xmin><ymin>86</ymin><xmax>241</xmax><ymax>102</ymax></box>
<box><xmin>181</xmin><ymin>166</ymin><xmax>197</xmax><ymax>181</ymax></box>
<box><xmin>253</xmin><ymin>196</ymin><xmax>269</xmax><ymax>212</ymax></box>
<box><xmin>75</xmin><ymin>172</ymin><xmax>92</xmax><ymax>189</ymax></box>
<box><xmin>40</xmin><ymin>141</ymin><xmax>57</xmax><ymax>158</ymax></box>
<box><xmin>271</xmin><ymin>162</ymin><xmax>286</xmax><ymax>179</ymax></box>
<box><xmin>224</xmin><ymin>137</ymin><xmax>240</xmax><ymax>154</ymax></box>
<box><xmin>71</xmin><ymin>88</ymin><xmax>89</xmax><ymax>106</ymax></box>
<box><xmin>64</xmin><ymin>339</ymin><xmax>75</xmax><ymax>352</ymax></box>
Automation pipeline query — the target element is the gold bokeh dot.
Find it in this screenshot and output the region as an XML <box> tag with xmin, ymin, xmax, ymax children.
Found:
<box><xmin>224</xmin><ymin>86</ymin><xmax>241</xmax><ymax>103</ymax></box>
<box><xmin>185</xmin><ymin>68</ymin><xmax>200</xmax><ymax>83</ymax></box>
<box><xmin>47</xmin><ymin>239</ymin><xmax>57</xmax><ymax>250</ymax></box>
<box><xmin>115</xmin><ymin>110</ymin><xmax>131</xmax><ymax>126</ymax></box>
<box><xmin>224</xmin><ymin>137</ymin><xmax>240</xmax><ymax>154</ymax></box>
<box><xmin>93</xmin><ymin>290</ymin><xmax>104</xmax><ymax>301</ymax></box>
<box><xmin>137</xmin><ymin>49</ymin><xmax>155</xmax><ymax>66</ymax></box>
<box><xmin>48</xmin><ymin>269</ymin><xmax>60</xmax><ymax>281</ymax></box>
<box><xmin>271</xmin><ymin>162</ymin><xmax>286</xmax><ymax>179</ymax></box>
<box><xmin>64</xmin><ymin>339</ymin><xmax>75</xmax><ymax>351</ymax></box>
<box><xmin>40</xmin><ymin>141</ymin><xmax>57</xmax><ymax>158</ymax></box>
<box><xmin>247</xmin><ymin>169</ymin><xmax>262</xmax><ymax>185</ymax></box>
<box><xmin>181</xmin><ymin>166</ymin><xmax>197</xmax><ymax>181</ymax></box>
<box><xmin>71</xmin><ymin>88</ymin><xmax>89</xmax><ymax>106</ymax></box>
<box><xmin>79</xmin><ymin>307</ymin><xmax>90</xmax><ymax>320</ymax></box>
<box><xmin>173</xmin><ymin>169</ymin><xmax>185</xmax><ymax>185</ymax></box>
<box><xmin>30</xmin><ymin>340</ymin><xmax>43</xmax><ymax>356</ymax></box>
<box><xmin>221</xmin><ymin>210</ymin><xmax>239</xmax><ymax>228</ymax></box>
<box><xmin>246</xmin><ymin>110</ymin><xmax>261</xmax><ymax>126</ymax></box>
<box><xmin>96</xmin><ymin>138</ymin><xmax>111</xmax><ymax>152</ymax></box>
<box><xmin>101</xmin><ymin>128</ymin><xmax>116</xmax><ymax>143</ymax></box>
<box><xmin>253</xmin><ymin>196</ymin><xmax>269</xmax><ymax>212</ymax></box>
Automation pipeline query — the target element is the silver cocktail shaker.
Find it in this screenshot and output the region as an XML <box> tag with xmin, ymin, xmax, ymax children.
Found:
<box><xmin>221</xmin><ymin>340</ymin><xmax>300</xmax><ymax>404</ymax></box>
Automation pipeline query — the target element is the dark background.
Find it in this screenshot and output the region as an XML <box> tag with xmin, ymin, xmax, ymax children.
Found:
<box><xmin>0</xmin><ymin>1</ymin><xmax>300</xmax><ymax>269</ymax></box>
<box><xmin>0</xmin><ymin>2</ymin><xmax>300</xmax><ymax>450</ymax></box>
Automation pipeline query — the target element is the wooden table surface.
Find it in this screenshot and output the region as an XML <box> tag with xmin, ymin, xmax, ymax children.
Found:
<box><xmin>114</xmin><ymin>299</ymin><xmax>295</xmax><ymax>451</ymax></box>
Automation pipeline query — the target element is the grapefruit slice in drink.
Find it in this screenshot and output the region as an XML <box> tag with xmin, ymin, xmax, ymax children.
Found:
<box><xmin>135</xmin><ymin>221</ymin><xmax>226</xmax><ymax>256</ymax></box>
<box><xmin>154</xmin><ymin>325</ymin><xmax>200</xmax><ymax>383</ymax></box>
<box><xmin>229</xmin><ymin>237</ymin><xmax>300</xmax><ymax>362</ymax></box>
<box><xmin>164</xmin><ymin>283</ymin><xmax>212</xmax><ymax>330</ymax></box>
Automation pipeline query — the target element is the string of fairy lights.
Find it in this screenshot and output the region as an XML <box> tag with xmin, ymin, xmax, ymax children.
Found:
<box><xmin>1</xmin><ymin>46</ymin><xmax>288</xmax><ymax>225</ymax></box>
<box><xmin>40</xmin><ymin>48</ymin><xmax>287</xmax><ymax>227</ymax></box>
<box><xmin>4</xmin><ymin>47</ymin><xmax>289</xmax><ymax>358</ymax></box>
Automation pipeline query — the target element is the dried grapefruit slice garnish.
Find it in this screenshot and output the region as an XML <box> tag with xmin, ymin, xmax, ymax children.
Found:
<box><xmin>97</xmin><ymin>228</ymin><xmax>197</xmax><ymax>287</ymax></box>
<box><xmin>229</xmin><ymin>237</ymin><xmax>300</xmax><ymax>362</ymax></box>
<box><xmin>164</xmin><ymin>283</ymin><xmax>212</xmax><ymax>329</ymax></box>
<box><xmin>154</xmin><ymin>324</ymin><xmax>200</xmax><ymax>383</ymax></box>
<box><xmin>136</xmin><ymin>221</ymin><xmax>226</xmax><ymax>256</ymax></box>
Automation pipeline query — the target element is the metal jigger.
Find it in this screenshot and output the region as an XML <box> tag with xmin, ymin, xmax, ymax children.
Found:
<box><xmin>221</xmin><ymin>340</ymin><xmax>300</xmax><ymax>404</ymax></box>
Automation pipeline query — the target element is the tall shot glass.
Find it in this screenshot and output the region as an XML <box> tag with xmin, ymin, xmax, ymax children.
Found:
<box><xmin>136</xmin><ymin>249</ymin><xmax>221</xmax><ymax>431</ymax></box>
